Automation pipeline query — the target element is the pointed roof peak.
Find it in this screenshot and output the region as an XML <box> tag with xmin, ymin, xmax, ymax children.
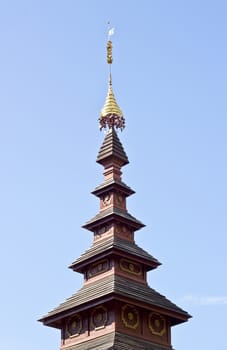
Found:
<box><xmin>96</xmin><ymin>126</ymin><xmax>129</xmax><ymax>166</ymax></box>
<box><xmin>101</xmin><ymin>77</ymin><xmax>123</xmax><ymax>119</ymax></box>
<box><xmin>99</xmin><ymin>74</ymin><xmax>125</xmax><ymax>131</ymax></box>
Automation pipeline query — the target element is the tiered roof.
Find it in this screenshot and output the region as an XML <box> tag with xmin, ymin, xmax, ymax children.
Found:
<box><xmin>69</xmin><ymin>235</ymin><xmax>160</xmax><ymax>271</ymax></box>
<box><xmin>40</xmin><ymin>274</ymin><xmax>189</xmax><ymax>328</ymax></box>
<box><xmin>96</xmin><ymin>127</ymin><xmax>128</xmax><ymax>165</ymax></box>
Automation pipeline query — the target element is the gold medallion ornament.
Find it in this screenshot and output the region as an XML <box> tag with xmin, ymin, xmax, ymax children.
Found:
<box><xmin>148</xmin><ymin>312</ymin><xmax>166</xmax><ymax>336</ymax></box>
<box><xmin>121</xmin><ymin>304</ymin><xmax>139</xmax><ymax>329</ymax></box>
<box><xmin>120</xmin><ymin>258</ymin><xmax>142</xmax><ymax>276</ymax></box>
<box><xmin>66</xmin><ymin>314</ymin><xmax>82</xmax><ymax>337</ymax></box>
<box><xmin>91</xmin><ymin>305</ymin><xmax>108</xmax><ymax>329</ymax></box>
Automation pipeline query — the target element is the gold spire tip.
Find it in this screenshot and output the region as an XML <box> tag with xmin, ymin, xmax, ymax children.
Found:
<box><xmin>98</xmin><ymin>25</ymin><xmax>125</xmax><ymax>131</ymax></box>
<box><xmin>107</xmin><ymin>40</ymin><xmax>113</xmax><ymax>65</ymax></box>
<box><xmin>107</xmin><ymin>24</ymin><xmax>114</xmax><ymax>65</ymax></box>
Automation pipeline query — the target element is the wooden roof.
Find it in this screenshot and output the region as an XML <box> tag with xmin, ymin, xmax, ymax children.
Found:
<box><xmin>83</xmin><ymin>206</ymin><xmax>145</xmax><ymax>231</ymax></box>
<box><xmin>96</xmin><ymin>127</ymin><xmax>129</xmax><ymax>166</ymax></box>
<box><xmin>92</xmin><ymin>178</ymin><xmax>135</xmax><ymax>197</ymax></box>
<box><xmin>69</xmin><ymin>235</ymin><xmax>160</xmax><ymax>272</ymax></box>
<box><xmin>39</xmin><ymin>275</ymin><xmax>190</xmax><ymax>327</ymax></box>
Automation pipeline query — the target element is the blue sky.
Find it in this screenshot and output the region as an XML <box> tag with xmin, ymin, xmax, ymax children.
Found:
<box><xmin>0</xmin><ymin>1</ymin><xmax>226</xmax><ymax>349</ymax></box>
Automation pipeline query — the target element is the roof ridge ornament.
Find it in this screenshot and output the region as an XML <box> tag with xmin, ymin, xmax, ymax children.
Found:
<box><xmin>99</xmin><ymin>25</ymin><xmax>126</xmax><ymax>132</ymax></box>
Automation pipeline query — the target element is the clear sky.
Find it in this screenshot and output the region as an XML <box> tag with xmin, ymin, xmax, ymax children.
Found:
<box><xmin>0</xmin><ymin>1</ymin><xmax>226</xmax><ymax>349</ymax></box>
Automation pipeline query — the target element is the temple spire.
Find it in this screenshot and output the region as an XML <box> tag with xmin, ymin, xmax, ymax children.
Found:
<box><xmin>39</xmin><ymin>31</ymin><xmax>191</xmax><ymax>350</ymax></box>
<box><xmin>99</xmin><ymin>27</ymin><xmax>125</xmax><ymax>131</ymax></box>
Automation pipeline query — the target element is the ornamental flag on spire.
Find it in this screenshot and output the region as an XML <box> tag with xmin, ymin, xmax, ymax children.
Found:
<box><xmin>108</xmin><ymin>27</ymin><xmax>115</xmax><ymax>38</ymax></box>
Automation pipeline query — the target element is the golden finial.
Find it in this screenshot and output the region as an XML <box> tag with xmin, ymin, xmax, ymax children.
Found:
<box><xmin>98</xmin><ymin>25</ymin><xmax>125</xmax><ymax>131</ymax></box>
<box><xmin>107</xmin><ymin>23</ymin><xmax>114</xmax><ymax>65</ymax></box>
<box><xmin>107</xmin><ymin>40</ymin><xmax>113</xmax><ymax>64</ymax></box>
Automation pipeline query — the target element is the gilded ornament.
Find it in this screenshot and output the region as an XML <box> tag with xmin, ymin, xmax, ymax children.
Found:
<box><xmin>148</xmin><ymin>312</ymin><xmax>166</xmax><ymax>336</ymax></box>
<box><xmin>155</xmin><ymin>319</ymin><xmax>160</xmax><ymax>327</ymax></box>
<box><xmin>121</xmin><ymin>304</ymin><xmax>139</xmax><ymax>329</ymax></box>
<box><xmin>128</xmin><ymin>312</ymin><xmax>134</xmax><ymax>321</ymax></box>
<box><xmin>129</xmin><ymin>263</ymin><xmax>135</xmax><ymax>272</ymax></box>
<box><xmin>120</xmin><ymin>258</ymin><xmax>142</xmax><ymax>276</ymax></box>
<box><xmin>97</xmin><ymin>313</ymin><xmax>102</xmax><ymax>321</ymax></box>
<box><xmin>66</xmin><ymin>314</ymin><xmax>82</xmax><ymax>337</ymax></box>
<box><xmin>107</xmin><ymin>40</ymin><xmax>113</xmax><ymax>64</ymax></box>
<box><xmin>91</xmin><ymin>305</ymin><xmax>108</xmax><ymax>329</ymax></box>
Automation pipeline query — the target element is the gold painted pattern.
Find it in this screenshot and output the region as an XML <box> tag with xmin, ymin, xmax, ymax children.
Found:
<box><xmin>91</xmin><ymin>305</ymin><xmax>108</xmax><ymax>330</ymax></box>
<box><xmin>121</xmin><ymin>304</ymin><xmax>139</xmax><ymax>329</ymax></box>
<box><xmin>120</xmin><ymin>258</ymin><xmax>142</xmax><ymax>276</ymax></box>
<box><xmin>66</xmin><ymin>314</ymin><xmax>82</xmax><ymax>337</ymax></box>
<box><xmin>148</xmin><ymin>312</ymin><xmax>166</xmax><ymax>336</ymax></box>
